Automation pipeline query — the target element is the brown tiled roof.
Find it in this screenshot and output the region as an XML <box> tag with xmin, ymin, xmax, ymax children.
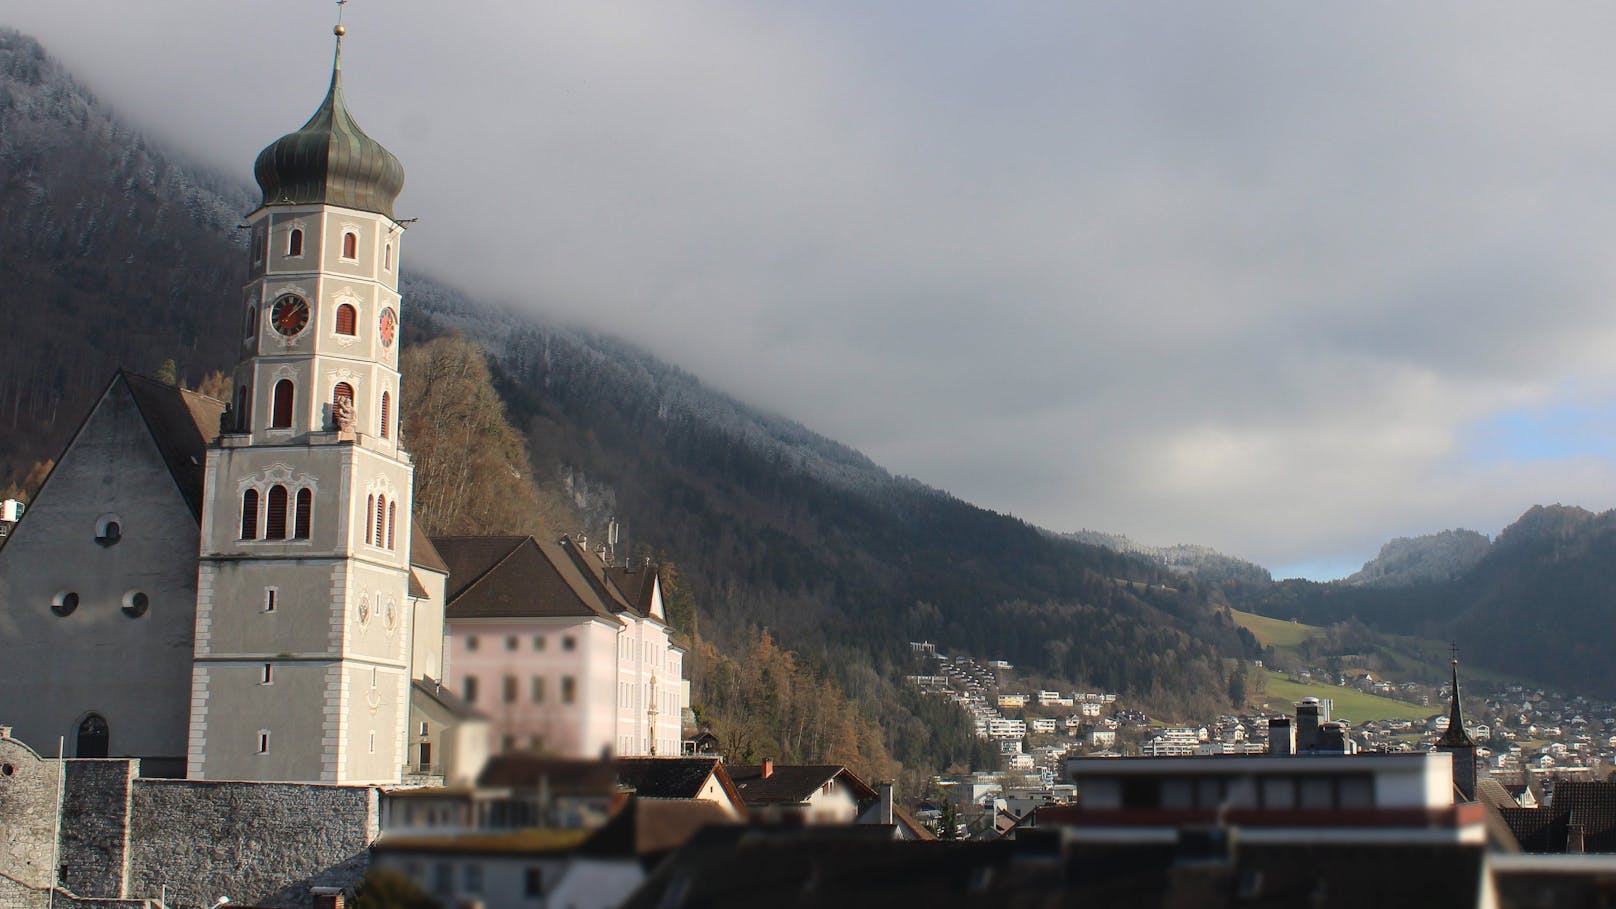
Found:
<box><xmin>434</xmin><ymin>535</ymin><xmax>623</xmax><ymax>622</ymax></box>
<box><xmin>122</xmin><ymin>371</ymin><xmax>225</xmax><ymax>520</ymax></box>
<box><xmin>615</xmin><ymin>757</ymin><xmax>727</xmax><ymax>800</ymax></box>
<box><xmin>1475</xmin><ymin>777</ymin><xmax>1519</xmax><ymax>811</ymax></box>
<box><xmin>607</xmin><ymin>565</ymin><xmax>659</xmax><ymax>616</ymax></box>
<box><xmin>1500</xmin><ymin>806</ymin><xmax>1569</xmax><ymax>853</ymax></box>
<box><xmin>410</xmin><ymin>523</ymin><xmax>448</xmax><ymax>574</ymax></box>
<box><xmin>411</xmin><ymin>679</ymin><xmax>484</xmax><ymax>721</ymax></box>
<box><xmin>476</xmin><ymin>755</ymin><xmax>619</xmax><ymax>794</ymax></box>
<box><xmin>556</xmin><ymin>536</ymin><xmax>640</xmax><ymax>616</ymax></box>
<box><xmin>1551</xmin><ymin>781</ymin><xmax>1616</xmax><ymax>850</ymax></box>
<box><xmin>580</xmin><ymin>796</ymin><xmax>735</xmax><ymax>858</ymax></box>
<box><xmin>727</xmin><ymin>764</ymin><xmax>878</xmax><ymax>806</ymax></box>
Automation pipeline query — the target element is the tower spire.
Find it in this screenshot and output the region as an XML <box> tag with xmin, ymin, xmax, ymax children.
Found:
<box><xmin>1438</xmin><ymin>649</ymin><xmax>1472</xmax><ymax>747</ymax></box>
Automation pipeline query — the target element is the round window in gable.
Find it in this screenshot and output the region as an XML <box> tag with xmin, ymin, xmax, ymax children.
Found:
<box><xmin>121</xmin><ymin>591</ymin><xmax>149</xmax><ymax>619</ymax></box>
<box><xmin>50</xmin><ymin>591</ymin><xmax>79</xmax><ymax>617</ymax></box>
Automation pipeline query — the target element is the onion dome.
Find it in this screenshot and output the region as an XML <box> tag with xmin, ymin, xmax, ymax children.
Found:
<box><xmin>253</xmin><ymin>30</ymin><xmax>405</xmax><ymax>219</ymax></box>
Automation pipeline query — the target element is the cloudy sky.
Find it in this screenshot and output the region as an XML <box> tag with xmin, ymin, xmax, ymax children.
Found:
<box><xmin>12</xmin><ymin>2</ymin><xmax>1616</xmax><ymax>578</ymax></box>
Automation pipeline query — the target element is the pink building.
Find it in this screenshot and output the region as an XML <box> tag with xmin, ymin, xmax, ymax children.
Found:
<box><xmin>434</xmin><ymin>535</ymin><xmax>685</xmax><ymax>760</ymax></box>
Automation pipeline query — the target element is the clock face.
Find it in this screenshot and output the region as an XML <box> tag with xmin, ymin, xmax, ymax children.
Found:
<box><xmin>271</xmin><ymin>294</ymin><xmax>311</xmax><ymax>337</ymax></box>
<box><xmin>378</xmin><ymin>308</ymin><xmax>398</xmax><ymax>348</ymax></box>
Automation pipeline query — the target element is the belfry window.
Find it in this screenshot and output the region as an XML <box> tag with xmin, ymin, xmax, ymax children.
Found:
<box><xmin>342</xmin><ymin>231</ymin><xmax>358</xmax><ymax>260</ymax></box>
<box><xmin>241</xmin><ymin>489</ymin><xmax>260</xmax><ymax>540</ymax></box>
<box><xmin>294</xmin><ymin>488</ymin><xmax>312</xmax><ymax>540</ymax></box>
<box><xmin>335</xmin><ymin>304</ymin><xmax>357</xmax><ymax>336</ymax></box>
<box><xmin>366</xmin><ymin>495</ymin><xmax>375</xmax><ymax>544</ymax></box>
<box><xmin>387</xmin><ymin>500</ymin><xmax>397</xmax><ymax>550</ymax></box>
<box><xmin>288</xmin><ymin>228</ymin><xmax>304</xmax><ymax>257</ymax></box>
<box><xmin>374</xmin><ymin>494</ymin><xmax>387</xmax><ymax>545</ymax></box>
<box><xmin>379</xmin><ymin>392</ymin><xmax>391</xmax><ymax>439</ymax></box>
<box><xmin>271</xmin><ymin>380</ymin><xmax>294</xmax><ymax>429</ymax></box>
<box><xmin>245</xmin><ymin>306</ymin><xmax>257</xmax><ymax>338</ymax></box>
<box><xmin>384</xmin><ymin>242</ymin><xmax>392</xmax><ymax>270</ymax></box>
<box><xmin>265</xmin><ymin>485</ymin><xmax>289</xmax><ymax>539</ymax></box>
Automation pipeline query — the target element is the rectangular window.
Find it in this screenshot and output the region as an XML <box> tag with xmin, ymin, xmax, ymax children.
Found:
<box><xmin>501</xmin><ymin>734</ymin><xmax>515</xmax><ymax>752</ymax></box>
<box><xmin>463</xmin><ymin>864</ymin><xmax>482</xmax><ymax>894</ymax></box>
<box><xmin>503</xmin><ymin>675</ymin><xmax>518</xmax><ymax>704</ymax></box>
<box><xmin>463</xmin><ymin>676</ymin><xmax>478</xmax><ymax>703</ymax></box>
<box><xmin>466</xmin><ymin>635</ymin><xmax>479</xmax><ymax>652</ymax></box>
<box><xmin>261</xmin><ymin>663</ymin><xmax>273</xmax><ymax>685</ymax></box>
<box><xmin>562</xmin><ymin>676</ymin><xmax>577</xmax><ymax>704</ymax></box>
<box><xmin>420</xmin><ymin>721</ymin><xmax>430</xmax><ymax>737</ymax></box>
<box><xmin>524</xmin><ymin>867</ymin><xmax>543</xmax><ymax>897</ymax></box>
<box><xmin>264</xmin><ymin>588</ymin><xmax>277</xmax><ymax>613</ymax></box>
<box><xmin>532</xmin><ymin>635</ymin><xmax>546</xmax><ymax>651</ymax></box>
<box><xmin>531</xmin><ymin>676</ymin><xmax>546</xmax><ymax>703</ymax></box>
<box><xmin>432</xmin><ymin>864</ymin><xmax>452</xmax><ymax>895</ymax></box>
<box><xmin>506</xmin><ymin>635</ymin><xmax>518</xmax><ymax>651</ymax></box>
<box><xmin>257</xmin><ymin>730</ymin><xmax>270</xmax><ymax>754</ymax></box>
<box><xmin>563</xmin><ymin>635</ymin><xmax>576</xmax><ymax>651</ymax></box>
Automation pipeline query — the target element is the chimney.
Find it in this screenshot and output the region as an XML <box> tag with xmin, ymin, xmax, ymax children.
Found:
<box><xmin>1569</xmin><ymin>825</ymin><xmax>1586</xmax><ymax>854</ymax></box>
<box><xmin>762</xmin><ymin>758</ymin><xmax>774</xmax><ymax>779</ymax></box>
<box><xmin>878</xmin><ymin>781</ymin><xmax>895</xmax><ymax>825</ymax></box>
<box><xmin>1319</xmin><ymin>723</ymin><xmax>1347</xmax><ymax>754</ymax></box>
<box><xmin>1268</xmin><ymin>717</ymin><xmax>1294</xmax><ymax>756</ymax></box>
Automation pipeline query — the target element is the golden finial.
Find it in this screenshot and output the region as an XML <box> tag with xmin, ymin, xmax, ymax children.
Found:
<box><xmin>334</xmin><ymin>0</ymin><xmax>348</xmax><ymax>37</ymax></box>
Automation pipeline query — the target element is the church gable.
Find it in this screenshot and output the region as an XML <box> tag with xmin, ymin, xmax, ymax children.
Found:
<box><xmin>0</xmin><ymin>372</ymin><xmax>210</xmax><ymax>770</ymax></box>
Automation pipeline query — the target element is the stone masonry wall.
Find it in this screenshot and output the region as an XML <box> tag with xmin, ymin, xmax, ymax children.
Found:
<box><xmin>126</xmin><ymin>780</ymin><xmax>378</xmax><ymax>909</ymax></box>
<box><xmin>0</xmin><ymin>734</ymin><xmax>62</xmax><ymax>891</ymax></box>
<box><xmin>59</xmin><ymin>762</ymin><xmax>135</xmax><ymax>899</ymax></box>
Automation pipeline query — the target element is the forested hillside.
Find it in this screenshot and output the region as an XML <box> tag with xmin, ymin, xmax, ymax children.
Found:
<box><xmin>0</xmin><ymin>29</ymin><xmax>1260</xmax><ymax>778</ymax></box>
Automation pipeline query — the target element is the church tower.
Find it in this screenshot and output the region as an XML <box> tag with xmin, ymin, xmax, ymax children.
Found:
<box><xmin>1436</xmin><ymin>656</ymin><xmax>1477</xmax><ymax>803</ymax></box>
<box><xmin>187</xmin><ymin>25</ymin><xmax>416</xmax><ymax>783</ymax></box>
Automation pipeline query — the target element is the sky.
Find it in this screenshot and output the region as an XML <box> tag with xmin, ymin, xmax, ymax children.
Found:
<box><xmin>10</xmin><ymin>2</ymin><xmax>1616</xmax><ymax>579</ymax></box>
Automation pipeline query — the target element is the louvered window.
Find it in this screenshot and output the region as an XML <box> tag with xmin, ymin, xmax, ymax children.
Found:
<box><xmin>271</xmin><ymin>380</ymin><xmax>294</xmax><ymax>428</ymax></box>
<box><xmin>335</xmin><ymin>304</ymin><xmax>357</xmax><ymax>336</ymax></box>
<box><xmin>380</xmin><ymin>391</ymin><xmax>391</xmax><ymax>439</ymax></box>
<box><xmin>366</xmin><ymin>495</ymin><xmax>375</xmax><ymax>544</ymax></box>
<box><xmin>294</xmin><ymin>488</ymin><xmax>312</xmax><ymax>539</ymax></box>
<box><xmin>387</xmin><ymin>500</ymin><xmax>397</xmax><ymax>550</ymax></box>
<box><xmin>265</xmin><ymin>485</ymin><xmax>289</xmax><ymax>539</ymax></box>
<box><xmin>241</xmin><ymin>489</ymin><xmax>259</xmax><ymax>540</ymax></box>
<box><xmin>245</xmin><ymin>306</ymin><xmax>257</xmax><ymax>338</ymax></box>
<box><xmin>375</xmin><ymin>495</ymin><xmax>386</xmax><ymax>545</ymax></box>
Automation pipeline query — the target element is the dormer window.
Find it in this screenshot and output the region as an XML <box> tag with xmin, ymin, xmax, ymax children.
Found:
<box><xmin>288</xmin><ymin>228</ymin><xmax>304</xmax><ymax>257</ymax></box>
<box><xmin>342</xmin><ymin>231</ymin><xmax>358</xmax><ymax>260</ymax></box>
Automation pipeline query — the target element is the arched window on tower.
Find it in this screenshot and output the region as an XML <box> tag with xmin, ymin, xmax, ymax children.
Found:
<box><xmin>332</xmin><ymin>382</ymin><xmax>354</xmax><ymax>430</ymax></box>
<box><xmin>241</xmin><ymin>488</ymin><xmax>259</xmax><ymax>540</ymax></box>
<box><xmin>335</xmin><ymin>304</ymin><xmax>357</xmax><ymax>336</ymax></box>
<box><xmin>384</xmin><ymin>242</ymin><xmax>392</xmax><ymax>270</ymax></box>
<box><xmin>288</xmin><ymin>228</ymin><xmax>304</xmax><ymax>257</ymax></box>
<box><xmin>380</xmin><ymin>391</ymin><xmax>391</xmax><ymax>439</ymax></box>
<box><xmin>388</xmin><ymin>500</ymin><xmax>396</xmax><ymax>550</ymax></box>
<box><xmin>265</xmin><ymin>485</ymin><xmax>289</xmax><ymax>539</ymax></box>
<box><xmin>366</xmin><ymin>494</ymin><xmax>375</xmax><ymax>545</ymax></box>
<box><xmin>294</xmin><ymin>488</ymin><xmax>313</xmax><ymax>540</ymax></box>
<box><xmin>245</xmin><ymin>306</ymin><xmax>257</xmax><ymax>338</ymax></box>
<box><xmin>375</xmin><ymin>495</ymin><xmax>387</xmax><ymax>546</ymax></box>
<box><xmin>236</xmin><ymin>385</ymin><xmax>251</xmax><ymax>432</ymax></box>
<box><xmin>272</xmin><ymin>380</ymin><xmax>294</xmax><ymax>428</ymax></box>
<box><xmin>342</xmin><ymin>231</ymin><xmax>358</xmax><ymax>260</ymax></box>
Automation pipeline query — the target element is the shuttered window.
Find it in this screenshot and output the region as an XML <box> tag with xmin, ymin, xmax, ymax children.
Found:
<box><xmin>265</xmin><ymin>485</ymin><xmax>289</xmax><ymax>539</ymax></box>
<box><xmin>342</xmin><ymin>232</ymin><xmax>358</xmax><ymax>259</ymax></box>
<box><xmin>379</xmin><ymin>392</ymin><xmax>391</xmax><ymax>439</ymax></box>
<box><xmin>271</xmin><ymin>380</ymin><xmax>294</xmax><ymax>428</ymax></box>
<box><xmin>366</xmin><ymin>495</ymin><xmax>375</xmax><ymax>544</ymax></box>
<box><xmin>335</xmin><ymin>304</ymin><xmax>357</xmax><ymax>336</ymax></box>
<box><xmin>387</xmin><ymin>501</ymin><xmax>397</xmax><ymax>550</ymax></box>
<box><xmin>294</xmin><ymin>488</ymin><xmax>312</xmax><ymax>539</ymax></box>
<box><xmin>241</xmin><ymin>489</ymin><xmax>259</xmax><ymax>540</ymax></box>
<box><xmin>374</xmin><ymin>495</ymin><xmax>386</xmax><ymax>546</ymax></box>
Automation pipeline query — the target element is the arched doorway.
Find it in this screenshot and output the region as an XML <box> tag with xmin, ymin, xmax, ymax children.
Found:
<box><xmin>76</xmin><ymin>714</ymin><xmax>109</xmax><ymax>758</ymax></box>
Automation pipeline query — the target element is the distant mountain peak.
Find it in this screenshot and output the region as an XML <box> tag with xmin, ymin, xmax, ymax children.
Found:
<box><xmin>1343</xmin><ymin>528</ymin><xmax>1491</xmax><ymax>587</ymax></box>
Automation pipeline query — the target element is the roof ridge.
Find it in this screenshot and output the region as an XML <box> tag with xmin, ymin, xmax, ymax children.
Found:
<box><xmin>443</xmin><ymin>535</ymin><xmax>533</xmax><ymax>608</ymax></box>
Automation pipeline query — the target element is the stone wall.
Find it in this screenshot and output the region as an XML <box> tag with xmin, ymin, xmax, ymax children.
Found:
<box><xmin>126</xmin><ymin>780</ymin><xmax>377</xmax><ymax>909</ymax></box>
<box><xmin>60</xmin><ymin>762</ymin><xmax>134</xmax><ymax>899</ymax></box>
<box><xmin>0</xmin><ymin>733</ymin><xmax>62</xmax><ymax>891</ymax></box>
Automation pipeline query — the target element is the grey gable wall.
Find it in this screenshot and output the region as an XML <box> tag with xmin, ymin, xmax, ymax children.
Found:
<box><xmin>0</xmin><ymin>377</ymin><xmax>201</xmax><ymax>769</ymax></box>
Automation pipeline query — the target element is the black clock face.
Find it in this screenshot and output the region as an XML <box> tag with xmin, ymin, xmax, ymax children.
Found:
<box><xmin>271</xmin><ymin>294</ymin><xmax>311</xmax><ymax>337</ymax></box>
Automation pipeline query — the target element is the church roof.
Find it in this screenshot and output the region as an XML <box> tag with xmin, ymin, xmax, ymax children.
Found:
<box><xmin>253</xmin><ymin>31</ymin><xmax>405</xmax><ymax>219</ymax></box>
<box><xmin>121</xmin><ymin>371</ymin><xmax>225</xmax><ymax>520</ymax></box>
<box><xmin>433</xmin><ymin>535</ymin><xmax>625</xmax><ymax>622</ymax></box>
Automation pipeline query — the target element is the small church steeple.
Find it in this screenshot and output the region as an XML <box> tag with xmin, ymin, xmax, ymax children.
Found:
<box><xmin>1436</xmin><ymin>648</ymin><xmax>1477</xmax><ymax>802</ymax></box>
